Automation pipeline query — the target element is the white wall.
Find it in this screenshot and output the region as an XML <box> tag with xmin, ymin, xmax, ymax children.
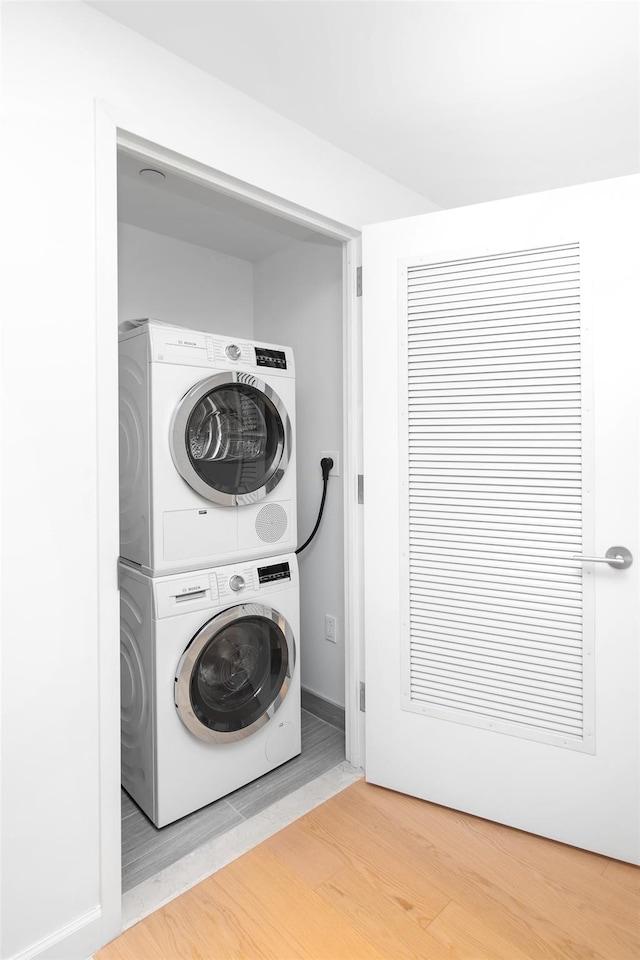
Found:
<box><xmin>254</xmin><ymin>241</ymin><xmax>345</xmax><ymax>708</ymax></box>
<box><xmin>118</xmin><ymin>223</ymin><xmax>254</xmax><ymax>338</ymax></box>
<box><xmin>1</xmin><ymin>3</ymin><xmax>432</xmax><ymax>958</ymax></box>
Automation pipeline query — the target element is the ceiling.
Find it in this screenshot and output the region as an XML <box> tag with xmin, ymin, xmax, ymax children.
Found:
<box><xmin>89</xmin><ymin>1</ymin><xmax>638</xmax><ymax>210</ymax></box>
<box><xmin>118</xmin><ymin>150</ymin><xmax>340</xmax><ymax>260</ymax></box>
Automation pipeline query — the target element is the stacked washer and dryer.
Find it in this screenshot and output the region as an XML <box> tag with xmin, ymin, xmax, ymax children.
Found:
<box><xmin>119</xmin><ymin>319</ymin><xmax>301</xmax><ymax>827</ymax></box>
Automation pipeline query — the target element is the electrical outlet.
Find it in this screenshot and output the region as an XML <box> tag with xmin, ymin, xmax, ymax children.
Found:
<box><xmin>321</xmin><ymin>450</ymin><xmax>340</xmax><ymax>477</ymax></box>
<box><xmin>325</xmin><ymin>614</ymin><xmax>337</xmax><ymax>643</ymax></box>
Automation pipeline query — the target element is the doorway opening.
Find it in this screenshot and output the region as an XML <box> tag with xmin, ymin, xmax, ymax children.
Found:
<box><xmin>112</xmin><ymin>133</ymin><xmax>364</xmax><ymax>922</ymax></box>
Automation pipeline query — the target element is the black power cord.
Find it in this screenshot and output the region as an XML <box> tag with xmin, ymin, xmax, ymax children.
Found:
<box><xmin>295</xmin><ymin>457</ymin><xmax>334</xmax><ymax>555</ymax></box>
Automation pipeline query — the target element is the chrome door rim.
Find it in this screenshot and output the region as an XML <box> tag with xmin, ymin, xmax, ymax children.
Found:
<box><xmin>174</xmin><ymin>602</ymin><xmax>296</xmax><ymax>744</ymax></box>
<box><xmin>170</xmin><ymin>371</ymin><xmax>292</xmax><ymax>506</ymax></box>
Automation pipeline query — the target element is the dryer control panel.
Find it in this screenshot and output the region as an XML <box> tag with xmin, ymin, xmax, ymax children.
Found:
<box><xmin>141</xmin><ymin>321</ymin><xmax>294</xmax><ymax>377</ymax></box>
<box><xmin>255</xmin><ymin>347</ymin><xmax>287</xmax><ymax>370</ymax></box>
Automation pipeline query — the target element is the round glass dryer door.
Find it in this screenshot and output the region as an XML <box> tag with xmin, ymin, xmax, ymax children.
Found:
<box><xmin>170</xmin><ymin>372</ymin><xmax>291</xmax><ymax>506</ymax></box>
<box><xmin>174</xmin><ymin>603</ymin><xmax>295</xmax><ymax>743</ymax></box>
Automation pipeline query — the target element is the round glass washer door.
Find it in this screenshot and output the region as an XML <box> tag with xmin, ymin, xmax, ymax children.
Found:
<box><xmin>170</xmin><ymin>372</ymin><xmax>292</xmax><ymax>506</ymax></box>
<box><xmin>174</xmin><ymin>603</ymin><xmax>296</xmax><ymax>744</ymax></box>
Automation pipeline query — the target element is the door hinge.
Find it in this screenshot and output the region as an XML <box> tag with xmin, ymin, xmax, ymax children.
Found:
<box><xmin>359</xmin><ymin>681</ymin><xmax>366</xmax><ymax>712</ymax></box>
<box><xmin>357</xmin><ymin>474</ymin><xmax>364</xmax><ymax>504</ymax></box>
<box><xmin>356</xmin><ymin>266</ymin><xmax>362</xmax><ymax>297</ymax></box>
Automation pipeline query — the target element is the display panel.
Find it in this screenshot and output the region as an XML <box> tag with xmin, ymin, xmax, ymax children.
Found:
<box><xmin>255</xmin><ymin>347</ymin><xmax>287</xmax><ymax>369</ymax></box>
<box><xmin>258</xmin><ymin>561</ymin><xmax>291</xmax><ymax>585</ymax></box>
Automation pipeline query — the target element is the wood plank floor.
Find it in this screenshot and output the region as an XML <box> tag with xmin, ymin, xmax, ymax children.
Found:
<box><xmin>98</xmin><ymin>778</ymin><xmax>640</xmax><ymax>960</ymax></box>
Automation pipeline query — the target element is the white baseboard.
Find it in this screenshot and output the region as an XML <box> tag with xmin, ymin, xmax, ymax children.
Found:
<box><xmin>8</xmin><ymin>907</ymin><xmax>102</xmax><ymax>960</ymax></box>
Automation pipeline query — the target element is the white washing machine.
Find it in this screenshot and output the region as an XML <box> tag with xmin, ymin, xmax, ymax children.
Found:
<box><xmin>120</xmin><ymin>553</ymin><xmax>301</xmax><ymax>827</ymax></box>
<box><xmin>119</xmin><ymin>319</ymin><xmax>297</xmax><ymax>576</ymax></box>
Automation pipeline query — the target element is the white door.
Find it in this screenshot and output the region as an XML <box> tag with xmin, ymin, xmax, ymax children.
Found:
<box><xmin>362</xmin><ymin>176</ymin><xmax>639</xmax><ymax>863</ymax></box>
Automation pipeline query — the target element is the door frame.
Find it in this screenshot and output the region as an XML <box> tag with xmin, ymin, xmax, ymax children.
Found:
<box><xmin>94</xmin><ymin>101</ymin><xmax>364</xmax><ymax>939</ymax></box>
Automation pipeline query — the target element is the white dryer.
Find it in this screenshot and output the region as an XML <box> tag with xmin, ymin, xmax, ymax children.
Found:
<box><xmin>120</xmin><ymin>553</ymin><xmax>301</xmax><ymax>827</ymax></box>
<box><xmin>119</xmin><ymin>319</ymin><xmax>297</xmax><ymax>575</ymax></box>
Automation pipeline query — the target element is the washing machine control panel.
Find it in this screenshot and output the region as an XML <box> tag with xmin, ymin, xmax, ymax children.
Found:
<box><xmin>257</xmin><ymin>561</ymin><xmax>291</xmax><ymax>585</ymax></box>
<box><xmin>153</xmin><ymin>554</ymin><xmax>297</xmax><ymax>618</ymax></box>
<box><xmin>216</xmin><ymin>565</ymin><xmax>257</xmax><ymax>601</ymax></box>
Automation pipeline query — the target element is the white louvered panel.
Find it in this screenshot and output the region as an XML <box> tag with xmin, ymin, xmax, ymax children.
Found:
<box><xmin>404</xmin><ymin>242</ymin><xmax>587</xmax><ymax>745</ymax></box>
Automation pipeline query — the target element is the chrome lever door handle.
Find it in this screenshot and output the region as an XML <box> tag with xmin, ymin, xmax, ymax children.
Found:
<box><xmin>572</xmin><ymin>546</ymin><xmax>633</xmax><ymax>569</ymax></box>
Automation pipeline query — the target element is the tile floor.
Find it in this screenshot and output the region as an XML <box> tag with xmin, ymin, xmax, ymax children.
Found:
<box><xmin>122</xmin><ymin>708</ymin><xmax>346</xmax><ymax>892</ymax></box>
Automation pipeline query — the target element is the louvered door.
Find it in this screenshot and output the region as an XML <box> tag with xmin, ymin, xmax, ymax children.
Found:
<box><xmin>402</xmin><ymin>243</ymin><xmax>592</xmax><ymax>750</ymax></box>
<box><xmin>363</xmin><ymin>176</ymin><xmax>640</xmax><ymax>863</ymax></box>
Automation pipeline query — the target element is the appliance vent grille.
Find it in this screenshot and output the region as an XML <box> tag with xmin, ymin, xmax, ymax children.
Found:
<box><xmin>405</xmin><ymin>242</ymin><xmax>586</xmax><ymax>744</ymax></box>
<box><xmin>255</xmin><ymin>503</ymin><xmax>288</xmax><ymax>543</ymax></box>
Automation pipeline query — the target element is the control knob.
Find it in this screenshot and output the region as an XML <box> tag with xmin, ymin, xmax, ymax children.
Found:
<box><xmin>229</xmin><ymin>574</ymin><xmax>245</xmax><ymax>592</ymax></box>
<box><xmin>225</xmin><ymin>343</ymin><xmax>242</xmax><ymax>361</ymax></box>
